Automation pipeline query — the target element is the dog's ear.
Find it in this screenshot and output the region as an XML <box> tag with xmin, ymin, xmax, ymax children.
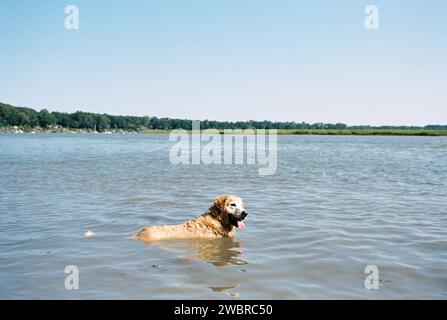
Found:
<box><xmin>214</xmin><ymin>195</ymin><xmax>229</xmax><ymax>212</ymax></box>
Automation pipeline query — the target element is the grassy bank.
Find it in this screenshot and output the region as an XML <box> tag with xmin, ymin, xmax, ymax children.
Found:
<box><xmin>140</xmin><ymin>128</ymin><xmax>447</xmax><ymax>136</ymax></box>
<box><xmin>275</xmin><ymin>129</ymin><xmax>447</xmax><ymax>136</ymax></box>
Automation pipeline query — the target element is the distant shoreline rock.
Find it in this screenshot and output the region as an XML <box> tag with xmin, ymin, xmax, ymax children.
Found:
<box><xmin>0</xmin><ymin>125</ymin><xmax>139</xmax><ymax>134</ymax></box>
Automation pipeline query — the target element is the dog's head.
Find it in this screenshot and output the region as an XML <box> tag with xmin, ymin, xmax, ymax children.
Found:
<box><xmin>210</xmin><ymin>195</ymin><xmax>248</xmax><ymax>230</ymax></box>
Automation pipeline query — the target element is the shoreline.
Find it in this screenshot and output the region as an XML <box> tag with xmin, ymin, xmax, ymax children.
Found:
<box><xmin>1</xmin><ymin>126</ymin><xmax>447</xmax><ymax>136</ymax></box>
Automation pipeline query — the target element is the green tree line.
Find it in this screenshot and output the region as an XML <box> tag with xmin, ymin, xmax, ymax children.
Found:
<box><xmin>1</xmin><ymin>102</ymin><xmax>446</xmax><ymax>131</ymax></box>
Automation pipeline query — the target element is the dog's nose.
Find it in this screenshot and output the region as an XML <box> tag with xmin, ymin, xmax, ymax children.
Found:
<box><xmin>240</xmin><ymin>211</ymin><xmax>248</xmax><ymax>220</ymax></box>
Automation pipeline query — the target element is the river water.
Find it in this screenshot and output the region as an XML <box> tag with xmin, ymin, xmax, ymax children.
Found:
<box><xmin>0</xmin><ymin>133</ymin><xmax>446</xmax><ymax>299</ymax></box>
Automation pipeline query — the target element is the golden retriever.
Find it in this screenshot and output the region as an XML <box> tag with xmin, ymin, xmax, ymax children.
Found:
<box><xmin>135</xmin><ymin>195</ymin><xmax>248</xmax><ymax>241</ymax></box>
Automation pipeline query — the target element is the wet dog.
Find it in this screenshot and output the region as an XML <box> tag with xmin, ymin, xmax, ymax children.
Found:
<box><xmin>135</xmin><ymin>195</ymin><xmax>248</xmax><ymax>241</ymax></box>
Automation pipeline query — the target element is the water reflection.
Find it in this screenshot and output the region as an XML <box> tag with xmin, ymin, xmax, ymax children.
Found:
<box><xmin>209</xmin><ymin>284</ymin><xmax>240</xmax><ymax>297</ymax></box>
<box><xmin>154</xmin><ymin>238</ymin><xmax>247</xmax><ymax>267</ymax></box>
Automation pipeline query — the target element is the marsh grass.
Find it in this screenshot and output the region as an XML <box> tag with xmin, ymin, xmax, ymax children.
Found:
<box><xmin>140</xmin><ymin>129</ymin><xmax>447</xmax><ymax>136</ymax></box>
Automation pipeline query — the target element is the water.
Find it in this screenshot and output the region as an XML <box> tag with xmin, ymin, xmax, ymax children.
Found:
<box><xmin>0</xmin><ymin>133</ymin><xmax>446</xmax><ymax>299</ymax></box>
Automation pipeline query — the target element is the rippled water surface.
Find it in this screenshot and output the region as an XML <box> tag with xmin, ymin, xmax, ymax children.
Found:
<box><xmin>0</xmin><ymin>134</ymin><xmax>446</xmax><ymax>299</ymax></box>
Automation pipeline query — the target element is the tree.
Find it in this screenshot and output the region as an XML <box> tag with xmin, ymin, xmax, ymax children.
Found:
<box><xmin>38</xmin><ymin>109</ymin><xmax>55</xmax><ymax>128</ymax></box>
<box><xmin>95</xmin><ymin>114</ymin><xmax>111</xmax><ymax>132</ymax></box>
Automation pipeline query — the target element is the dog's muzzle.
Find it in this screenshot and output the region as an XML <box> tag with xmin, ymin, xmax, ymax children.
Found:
<box><xmin>229</xmin><ymin>211</ymin><xmax>248</xmax><ymax>230</ymax></box>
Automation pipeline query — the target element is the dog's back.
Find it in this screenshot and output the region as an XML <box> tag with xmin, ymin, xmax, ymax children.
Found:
<box><xmin>135</xmin><ymin>224</ymin><xmax>193</xmax><ymax>241</ymax></box>
<box><xmin>135</xmin><ymin>213</ymin><xmax>234</xmax><ymax>242</ymax></box>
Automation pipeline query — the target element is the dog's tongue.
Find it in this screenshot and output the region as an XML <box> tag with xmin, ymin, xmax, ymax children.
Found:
<box><xmin>237</xmin><ymin>220</ymin><xmax>245</xmax><ymax>230</ymax></box>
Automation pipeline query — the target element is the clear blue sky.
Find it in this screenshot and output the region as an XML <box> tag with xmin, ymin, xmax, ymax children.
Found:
<box><xmin>1</xmin><ymin>0</ymin><xmax>446</xmax><ymax>125</ymax></box>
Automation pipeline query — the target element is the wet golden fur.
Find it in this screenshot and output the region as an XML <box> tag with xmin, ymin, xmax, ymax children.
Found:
<box><xmin>135</xmin><ymin>195</ymin><xmax>245</xmax><ymax>241</ymax></box>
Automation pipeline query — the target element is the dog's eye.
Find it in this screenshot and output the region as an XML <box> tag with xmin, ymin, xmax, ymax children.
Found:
<box><xmin>230</xmin><ymin>203</ymin><xmax>236</xmax><ymax>207</ymax></box>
